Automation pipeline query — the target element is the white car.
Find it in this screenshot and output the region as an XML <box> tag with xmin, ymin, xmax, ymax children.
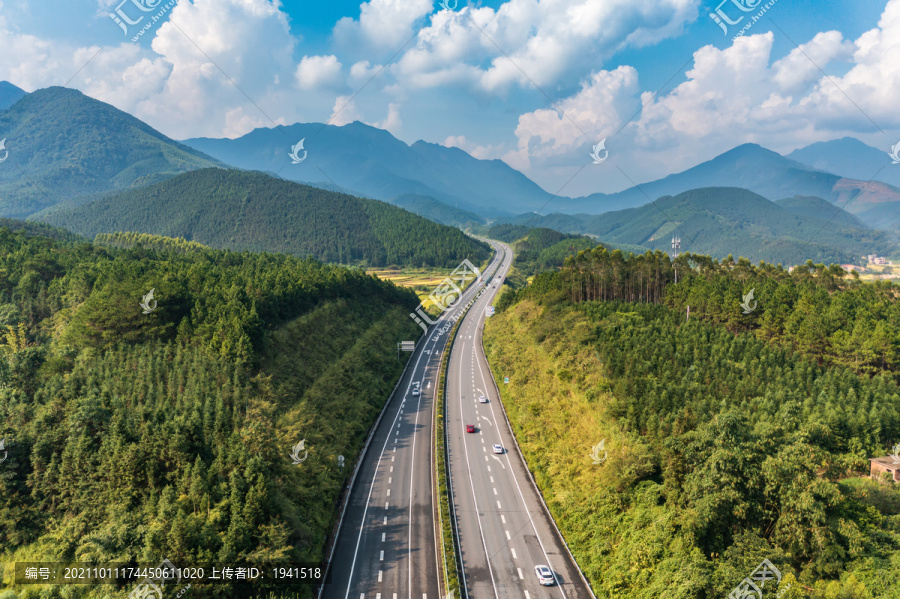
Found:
<box><xmin>534</xmin><ymin>565</ymin><xmax>554</xmax><ymax>586</ymax></box>
<box><xmin>492</xmin><ymin>444</ymin><xmax>503</xmax><ymax>454</ymax></box>
<box><xmin>479</xmin><ymin>396</ymin><xmax>488</xmax><ymax>403</ymax></box>
<box><xmin>412</xmin><ymin>388</ymin><xmax>420</xmax><ymax>396</ymax></box>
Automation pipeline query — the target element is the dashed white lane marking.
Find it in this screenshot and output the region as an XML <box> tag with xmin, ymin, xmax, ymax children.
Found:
<box><xmin>505</xmin><ymin>530</ymin><xmax>511</xmax><ymax>540</ymax></box>
<box><xmin>387</xmin><ymin>489</ymin><xmax>391</xmax><ymax>496</ymax></box>
<box><xmin>487</xmin><ymin>466</ymin><xmax>491</xmax><ymax>472</ymax></box>
<box><xmin>382</xmin><ymin>533</ymin><xmax>386</xmax><ymax>542</ymax></box>
<box><xmin>379</xmin><ymin>551</ymin><xmax>384</xmax><ymax>561</ymax></box>
<box><xmin>525</xmin><ymin>591</ymin><xmax>531</xmax><ymax>599</ymax></box>
<box><xmin>393</xmin><ymin>447</ymin><xmax>396</xmax><ymax>452</ymax></box>
<box><xmin>484</xmin><ymin>456</ymin><xmax>488</xmax><ymax>461</ymax></box>
<box><xmin>383</xmin><ymin>516</ymin><xmax>387</xmax><ymax>525</ymax></box>
<box><xmin>490</xmin><ymin>476</ymin><xmax>494</xmax><ymax>483</ymax></box>
<box><xmin>390</xmin><ymin>466</ymin><xmax>393</xmax><ymax>472</ymax></box>
<box><xmin>378</xmin><ymin>571</ymin><xmax>382</xmax><ymax>582</ymax></box>
<box><xmin>518</xmin><ymin>568</ymin><xmax>524</xmax><ymax>580</ymax></box>
<box><xmin>501</xmin><ymin>515</ymin><xmax>506</xmax><ymax>524</ymax></box>
<box><xmin>511</xmin><ymin>548</ymin><xmax>517</xmax><ymax>559</ymax></box>
<box><xmin>385</xmin><ymin>502</ymin><xmax>389</xmax><ymax>509</ymax></box>
<box><xmin>391</xmin><ymin>456</ymin><xmax>394</xmax><ymax>461</ymax></box>
<box><xmin>388</xmin><ymin>477</ymin><xmax>392</xmax><ymax>484</ymax></box>
<box><xmin>482</xmin><ymin>446</ymin><xmax>486</xmax><ymax>452</ymax></box>
<box><xmin>361</xmin><ymin>594</ymin><xmax>365</xmax><ymax>599</ymax></box>
<box><xmin>497</xmin><ymin>501</ymin><xmax>502</xmax><ymax>508</ymax></box>
<box><xmin>493</xmin><ymin>488</ymin><xmax>498</xmax><ymax>495</ymax></box>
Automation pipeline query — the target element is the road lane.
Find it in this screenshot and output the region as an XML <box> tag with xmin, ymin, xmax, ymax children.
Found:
<box><xmin>446</xmin><ymin>240</ymin><xmax>594</xmax><ymax>599</ymax></box>
<box><xmin>322</xmin><ymin>248</ymin><xmax>504</xmax><ymax>599</ymax></box>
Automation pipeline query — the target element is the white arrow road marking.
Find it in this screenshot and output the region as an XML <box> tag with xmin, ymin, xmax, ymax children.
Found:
<box><xmin>492</xmin><ymin>455</ymin><xmax>506</xmax><ymax>469</ymax></box>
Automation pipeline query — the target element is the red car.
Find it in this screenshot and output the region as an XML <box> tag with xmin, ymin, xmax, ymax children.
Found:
<box><xmin>466</xmin><ymin>424</ymin><xmax>475</xmax><ymax>433</ymax></box>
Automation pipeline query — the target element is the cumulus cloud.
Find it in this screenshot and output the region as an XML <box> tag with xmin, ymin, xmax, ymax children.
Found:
<box><xmin>295</xmin><ymin>55</ymin><xmax>343</xmax><ymax>90</ymax></box>
<box><xmin>394</xmin><ymin>0</ymin><xmax>697</xmax><ymax>94</ymax></box>
<box><xmin>334</xmin><ymin>0</ymin><xmax>433</xmax><ymax>52</ymax></box>
<box><xmin>443</xmin><ymin>135</ymin><xmax>506</xmax><ymax>160</ymax></box>
<box><xmin>507</xmin><ymin>0</ymin><xmax>900</xmax><ymax>193</ymax></box>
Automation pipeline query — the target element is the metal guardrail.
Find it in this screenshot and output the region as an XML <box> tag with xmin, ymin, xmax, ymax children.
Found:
<box><xmin>316</xmin><ymin>326</ymin><xmax>422</xmax><ymax>599</ymax></box>
<box><xmin>478</xmin><ymin>244</ymin><xmax>599</xmax><ymax>599</ymax></box>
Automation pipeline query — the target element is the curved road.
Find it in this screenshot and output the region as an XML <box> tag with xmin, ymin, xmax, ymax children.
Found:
<box><xmin>446</xmin><ymin>240</ymin><xmax>594</xmax><ymax>599</ymax></box>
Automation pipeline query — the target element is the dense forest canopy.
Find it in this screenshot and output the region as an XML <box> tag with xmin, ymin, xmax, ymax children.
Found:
<box><xmin>0</xmin><ymin>228</ymin><xmax>424</xmax><ymax>598</ymax></box>
<box><xmin>486</xmin><ymin>243</ymin><xmax>900</xmax><ymax>597</ymax></box>
<box><xmin>39</xmin><ymin>169</ymin><xmax>491</xmax><ymax>268</ymax></box>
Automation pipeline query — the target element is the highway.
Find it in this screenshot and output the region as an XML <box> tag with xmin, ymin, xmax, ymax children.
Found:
<box><xmin>446</xmin><ymin>240</ymin><xmax>594</xmax><ymax>599</ymax></box>
<box><xmin>321</xmin><ymin>246</ymin><xmax>505</xmax><ymax>599</ymax></box>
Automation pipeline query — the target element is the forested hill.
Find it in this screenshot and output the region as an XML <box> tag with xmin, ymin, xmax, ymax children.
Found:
<box><xmin>0</xmin><ymin>227</ymin><xmax>424</xmax><ymax>597</ymax></box>
<box><xmin>486</xmin><ymin>245</ymin><xmax>900</xmax><ymax>596</ymax></box>
<box><xmin>39</xmin><ymin>168</ymin><xmax>490</xmax><ymax>268</ymax></box>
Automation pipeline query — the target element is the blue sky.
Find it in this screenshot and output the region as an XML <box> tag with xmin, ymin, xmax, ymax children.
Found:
<box><xmin>1</xmin><ymin>0</ymin><xmax>899</xmax><ymax>196</ymax></box>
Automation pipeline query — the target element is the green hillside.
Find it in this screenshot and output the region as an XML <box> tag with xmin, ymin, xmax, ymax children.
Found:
<box><xmin>0</xmin><ymin>227</ymin><xmax>423</xmax><ymax>598</ymax></box>
<box><xmin>390</xmin><ymin>194</ymin><xmax>485</xmax><ymax>227</ymax></box>
<box><xmin>501</xmin><ymin>187</ymin><xmax>892</xmax><ymax>265</ymax></box>
<box><xmin>0</xmin><ymin>86</ymin><xmax>223</xmax><ymax>219</ymax></box>
<box><xmin>486</xmin><ymin>225</ymin><xmax>596</xmax><ymax>284</ymax></box>
<box><xmin>486</xmin><ymin>247</ymin><xmax>900</xmax><ymax>597</ymax></box>
<box><xmin>776</xmin><ymin>195</ymin><xmax>868</xmax><ymax>229</ymax></box>
<box><xmin>39</xmin><ymin>168</ymin><xmax>491</xmax><ymax>268</ymax></box>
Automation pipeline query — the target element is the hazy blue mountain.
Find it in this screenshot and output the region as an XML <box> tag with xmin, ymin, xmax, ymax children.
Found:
<box><xmin>787</xmin><ymin>137</ymin><xmax>900</xmax><ymax>189</ymax></box>
<box><xmin>498</xmin><ymin>187</ymin><xmax>890</xmax><ymax>265</ymax></box>
<box><xmin>0</xmin><ymin>86</ymin><xmax>224</xmax><ymax>219</ymax></box>
<box><xmin>559</xmin><ymin>144</ymin><xmax>900</xmax><ymax>226</ymax></box>
<box><xmin>182</xmin><ymin>121</ymin><xmax>549</xmax><ymax>215</ymax></box>
<box><xmin>39</xmin><ymin>168</ymin><xmax>491</xmax><ymax>267</ymax></box>
<box><xmin>0</xmin><ymin>81</ymin><xmax>27</xmax><ymax>110</ymax></box>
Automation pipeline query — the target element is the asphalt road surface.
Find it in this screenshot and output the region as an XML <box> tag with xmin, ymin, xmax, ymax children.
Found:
<box><xmin>445</xmin><ymin>240</ymin><xmax>595</xmax><ymax>599</ymax></box>
<box><xmin>321</xmin><ymin>247</ymin><xmax>506</xmax><ymax>599</ymax></box>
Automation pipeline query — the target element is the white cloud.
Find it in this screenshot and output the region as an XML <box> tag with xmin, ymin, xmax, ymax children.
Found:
<box><xmin>295</xmin><ymin>55</ymin><xmax>343</xmax><ymax>90</ymax></box>
<box><xmin>394</xmin><ymin>0</ymin><xmax>697</xmax><ymax>94</ymax></box>
<box><xmin>771</xmin><ymin>31</ymin><xmax>853</xmax><ymax>94</ymax></box>
<box><xmin>373</xmin><ymin>102</ymin><xmax>402</xmax><ymax>135</ymax></box>
<box><xmin>334</xmin><ymin>0</ymin><xmax>433</xmax><ymax>51</ymax></box>
<box><xmin>328</xmin><ymin>95</ymin><xmax>364</xmax><ymax>127</ymax></box>
<box><xmin>443</xmin><ymin>135</ymin><xmax>505</xmax><ymax>160</ymax></box>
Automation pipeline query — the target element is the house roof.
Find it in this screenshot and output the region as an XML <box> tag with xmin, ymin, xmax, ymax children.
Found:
<box><xmin>869</xmin><ymin>456</ymin><xmax>900</xmax><ymax>467</ymax></box>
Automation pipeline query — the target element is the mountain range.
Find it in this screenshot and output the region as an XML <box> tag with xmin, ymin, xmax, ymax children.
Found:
<box><xmin>0</xmin><ymin>80</ymin><xmax>898</xmax><ymax>265</ymax></box>
<box><xmin>183</xmin><ymin>123</ymin><xmax>552</xmax><ymax>217</ymax></box>
<box><xmin>0</xmin><ymin>86</ymin><xmax>222</xmax><ymax>219</ymax></box>
<box><xmin>500</xmin><ymin>188</ymin><xmax>889</xmax><ymax>266</ymax></box>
